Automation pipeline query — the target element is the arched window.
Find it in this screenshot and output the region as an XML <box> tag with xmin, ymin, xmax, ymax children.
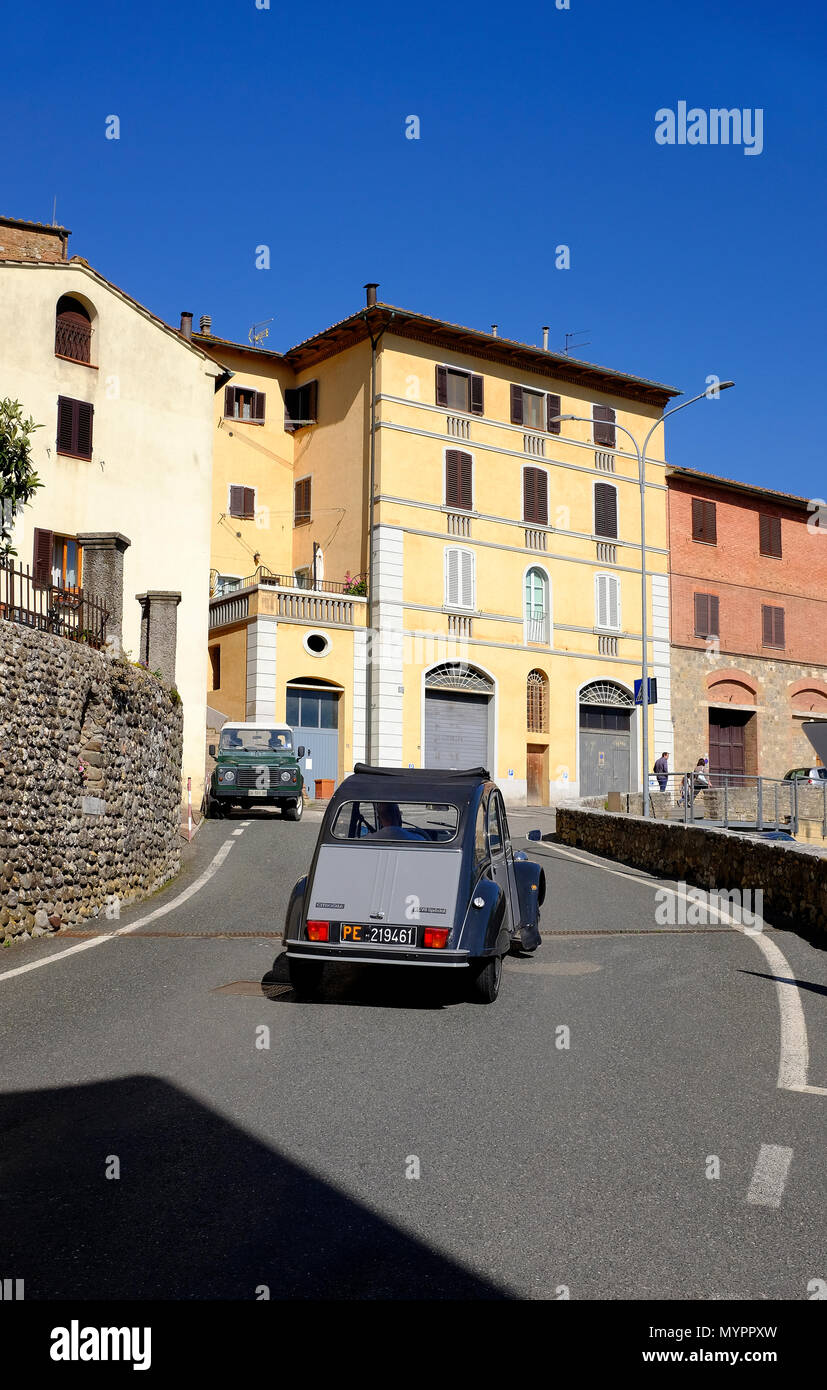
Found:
<box><xmin>524</xmin><ymin>566</ymin><xmax>550</xmax><ymax>643</ymax></box>
<box><xmin>527</xmin><ymin>669</ymin><xmax>548</xmax><ymax>733</ymax></box>
<box><xmin>55</xmin><ymin>296</ymin><xmax>92</xmax><ymax>364</ymax></box>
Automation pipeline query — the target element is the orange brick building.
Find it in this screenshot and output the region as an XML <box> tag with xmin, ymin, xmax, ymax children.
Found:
<box><xmin>667</xmin><ymin>468</ymin><xmax>827</xmax><ymax>781</ymax></box>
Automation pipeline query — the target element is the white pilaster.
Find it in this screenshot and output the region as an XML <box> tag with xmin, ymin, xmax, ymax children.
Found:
<box><xmin>352</xmin><ymin>627</ymin><xmax>368</xmax><ymax>768</ymax></box>
<box><xmin>370</xmin><ymin>524</ymin><xmax>404</xmax><ymax>765</ymax></box>
<box><xmin>650</xmin><ymin>573</ymin><xmax>672</xmax><ymax>762</ymax></box>
<box><xmin>246</xmin><ymin>616</ymin><xmax>278</xmax><ymax>721</ymax></box>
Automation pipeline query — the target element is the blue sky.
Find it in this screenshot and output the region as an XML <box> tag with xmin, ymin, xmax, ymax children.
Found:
<box><xmin>3</xmin><ymin>0</ymin><xmax>825</xmax><ymax>495</ymax></box>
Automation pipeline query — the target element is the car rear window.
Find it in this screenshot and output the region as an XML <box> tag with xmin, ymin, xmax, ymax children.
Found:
<box><xmin>330</xmin><ymin>801</ymin><xmax>459</xmax><ymax>842</ymax></box>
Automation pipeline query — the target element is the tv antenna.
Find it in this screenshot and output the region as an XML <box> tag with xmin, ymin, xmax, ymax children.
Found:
<box><xmin>249</xmin><ymin>317</ymin><xmax>274</xmax><ymax>349</ymax></box>
<box><xmin>562</xmin><ymin>330</ymin><xmax>591</xmax><ymax>355</ymax></box>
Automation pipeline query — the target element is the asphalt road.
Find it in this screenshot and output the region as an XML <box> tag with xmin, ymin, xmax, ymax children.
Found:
<box><xmin>0</xmin><ymin>806</ymin><xmax>824</xmax><ymax>1300</ymax></box>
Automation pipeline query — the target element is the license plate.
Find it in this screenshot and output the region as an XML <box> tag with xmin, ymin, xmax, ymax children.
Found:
<box><xmin>340</xmin><ymin>924</ymin><xmax>417</xmax><ymax>947</ymax></box>
<box><xmin>246</xmin><ymin>789</ymin><xmax>267</xmax><ymax>797</ymax></box>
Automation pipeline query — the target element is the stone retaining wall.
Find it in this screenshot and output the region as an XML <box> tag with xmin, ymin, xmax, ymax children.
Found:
<box><xmin>0</xmin><ymin>621</ymin><xmax>183</xmax><ymax>943</ymax></box>
<box><xmin>555</xmin><ymin>807</ymin><xmax>827</xmax><ymax>940</ymax></box>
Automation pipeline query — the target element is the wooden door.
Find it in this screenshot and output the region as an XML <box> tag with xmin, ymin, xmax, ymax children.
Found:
<box><xmin>526</xmin><ymin>744</ymin><xmax>548</xmax><ymax>805</ymax></box>
<box><xmin>709</xmin><ymin>713</ymin><xmax>746</xmax><ymax>785</ymax></box>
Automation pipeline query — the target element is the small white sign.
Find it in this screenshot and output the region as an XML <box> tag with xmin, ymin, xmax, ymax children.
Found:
<box><xmin>508</xmin><ymin>769</ymin><xmax>514</xmax><ymax>777</ymax></box>
<box><xmin>305</xmin><ymin>758</ymin><xmax>312</xmax><ymax>771</ymax></box>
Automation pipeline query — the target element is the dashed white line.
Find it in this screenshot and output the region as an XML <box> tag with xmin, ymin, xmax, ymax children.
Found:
<box><xmin>0</xmin><ymin>839</ymin><xmax>237</xmax><ymax>983</ymax></box>
<box><xmin>746</xmin><ymin>1144</ymin><xmax>793</xmax><ymax>1208</ymax></box>
<box><xmin>232</xmin><ymin>828</ymin><xmax>245</xmax><ymax>837</ymax></box>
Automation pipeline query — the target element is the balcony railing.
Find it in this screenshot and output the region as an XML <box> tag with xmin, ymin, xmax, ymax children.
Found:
<box><xmin>0</xmin><ymin>561</ymin><xmax>108</xmax><ymax>648</ymax></box>
<box><xmin>55</xmin><ymin>317</ymin><xmax>92</xmax><ymax>364</ymax></box>
<box><xmin>223</xmin><ymin>564</ymin><xmax>367</xmax><ymax>597</ymax></box>
<box><xmin>525</xmin><ymin>614</ymin><xmax>550</xmax><ymax>644</ymax></box>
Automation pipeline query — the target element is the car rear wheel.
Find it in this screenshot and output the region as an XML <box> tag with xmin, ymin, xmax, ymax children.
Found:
<box><xmin>283</xmin><ymin>798</ymin><xmax>303</xmax><ymax>821</ymax></box>
<box><xmin>468</xmin><ymin>953</ymin><xmax>503</xmax><ymax>1004</ymax></box>
<box><xmin>288</xmin><ymin>958</ymin><xmax>324</xmax><ymax>997</ymax></box>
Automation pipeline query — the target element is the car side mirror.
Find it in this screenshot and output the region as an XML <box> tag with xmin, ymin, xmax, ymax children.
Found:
<box><xmin>297</xmin><ymin>746</ymin><xmax>305</xmax><ymax>759</ymax></box>
<box><xmin>208</xmin><ymin>744</ymin><xmax>216</xmax><ymax>758</ymax></box>
<box><xmin>527</xmin><ymin>829</ymin><xmax>542</xmax><ymax>841</ymax></box>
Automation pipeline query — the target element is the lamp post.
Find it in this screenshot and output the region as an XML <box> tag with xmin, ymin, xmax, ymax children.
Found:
<box><xmin>553</xmin><ymin>382</ymin><xmax>734</xmax><ymax>815</ymax></box>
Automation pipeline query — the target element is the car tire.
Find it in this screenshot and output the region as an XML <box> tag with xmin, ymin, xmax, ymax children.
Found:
<box><xmin>283</xmin><ymin>798</ymin><xmax>303</xmax><ymax>821</ymax></box>
<box><xmin>468</xmin><ymin>953</ymin><xmax>503</xmax><ymax>1004</ymax></box>
<box><xmin>288</xmin><ymin>958</ymin><xmax>324</xmax><ymax>997</ymax></box>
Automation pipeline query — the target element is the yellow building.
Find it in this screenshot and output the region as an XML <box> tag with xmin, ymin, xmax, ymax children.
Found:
<box><xmin>197</xmin><ymin>290</ymin><xmax>679</xmax><ymax>803</ymax></box>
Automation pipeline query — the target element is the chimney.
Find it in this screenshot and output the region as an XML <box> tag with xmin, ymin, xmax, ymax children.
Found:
<box><xmin>491</xmin><ymin>324</ymin><xmax>498</xmax><ymax>337</ymax></box>
<box><xmin>542</xmin><ymin>326</ymin><xmax>549</xmax><ymax>351</ymax></box>
<box><xmin>199</xmin><ymin>314</ymin><xmax>211</xmax><ymax>336</ymax></box>
<box><xmin>179</xmin><ymin>311</ymin><xmax>193</xmax><ymax>341</ymax></box>
<box><xmin>364</xmin><ymin>282</ymin><xmax>379</xmax><ymax>307</ymax></box>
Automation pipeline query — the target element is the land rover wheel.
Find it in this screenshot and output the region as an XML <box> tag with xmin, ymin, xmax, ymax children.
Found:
<box><xmin>283</xmin><ymin>797</ymin><xmax>303</xmax><ymax>821</ymax></box>
<box><xmin>288</xmin><ymin>958</ymin><xmax>323</xmax><ymax>996</ymax></box>
<box><xmin>469</xmin><ymin>953</ymin><xmax>503</xmax><ymax>1004</ymax></box>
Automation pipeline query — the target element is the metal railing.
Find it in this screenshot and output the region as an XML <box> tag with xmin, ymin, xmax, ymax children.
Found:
<box><xmin>646</xmin><ymin>770</ymin><xmax>827</xmax><ymax>837</ymax></box>
<box><xmin>227</xmin><ymin>564</ymin><xmax>367</xmax><ymax>597</ymax></box>
<box><xmin>55</xmin><ymin>317</ymin><xmax>92</xmax><ymax>364</ymax></box>
<box><xmin>0</xmin><ymin>561</ymin><xmax>108</xmax><ymax>649</ymax></box>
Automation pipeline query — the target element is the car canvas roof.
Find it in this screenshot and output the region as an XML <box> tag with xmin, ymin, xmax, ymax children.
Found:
<box><xmin>336</xmin><ymin>764</ymin><xmax>490</xmax><ymax>802</ymax></box>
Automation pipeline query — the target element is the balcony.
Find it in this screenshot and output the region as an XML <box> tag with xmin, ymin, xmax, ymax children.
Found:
<box><xmin>525</xmin><ymin>614</ymin><xmax>550</xmax><ymax>645</ymax></box>
<box><xmin>209</xmin><ymin>566</ymin><xmax>367</xmax><ymax>631</ymax></box>
<box><xmin>55</xmin><ymin>317</ymin><xmax>92</xmax><ymax>365</ymax></box>
<box><xmin>446</xmin><ymin>415</ymin><xmax>470</xmax><ymax>439</ymax></box>
<box><xmin>446</xmin><ymin>511</ymin><xmax>472</xmax><ymax>537</ymax></box>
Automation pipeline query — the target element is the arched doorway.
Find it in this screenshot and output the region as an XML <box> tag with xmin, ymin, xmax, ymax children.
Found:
<box><xmin>578</xmin><ymin>680</ymin><xmax>634</xmax><ymax>796</ymax></box>
<box><xmin>286</xmin><ymin>677</ymin><xmax>343</xmax><ymax>790</ymax></box>
<box><xmin>423</xmin><ymin>662</ymin><xmax>494</xmax><ymax>770</ymax></box>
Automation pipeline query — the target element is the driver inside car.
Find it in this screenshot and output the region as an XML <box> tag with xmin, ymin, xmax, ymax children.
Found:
<box><xmin>370</xmin><ymin>802</ymin><xmax>426</xmax><ymax>841</ymax></box>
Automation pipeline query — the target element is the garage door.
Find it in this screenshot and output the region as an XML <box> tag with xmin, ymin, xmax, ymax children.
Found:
<box><xmin>424</xmin><ymin>690</ymin><xmax>489</xmax><ymax>769</ymax></box>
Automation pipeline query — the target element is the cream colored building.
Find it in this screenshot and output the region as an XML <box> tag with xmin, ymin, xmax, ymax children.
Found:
<box><xmin>198</xmin><ymin>289</ymin><xmax>679</xmax><ymax>803</ymax></box>
<box><xmin>0</xmin><ymin>219</ymin><xmax>220</xmax><ymax>804</ymax></box>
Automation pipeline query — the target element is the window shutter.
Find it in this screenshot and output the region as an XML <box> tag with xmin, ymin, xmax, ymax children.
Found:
<box><xmin>33</xmin><ymin>527</ymin><xmax>54</xmax><ymax>588</ymax></box>
<box><xmin>510</xmin><ymin>384</ymin><xmax>524</xmax><ymax>425</ymax></box>
<box><xmin>229</xmin><ymin>486</ymin><xmax>244</xmax><ymax>517</ymax></box>
<box><xmin>56</xmin><ymin>397</ymin><xmax>74</xmax><ymax>454</ymax></box>
<box><xmin>436</xmin><ymin>365</ymin><xmax>448</xmax><ymax>407</ymax></box>
<box><xmin>709</xmin><ymin>595</ymin><xmax>719</xmax><ymax>636</ymax></box>
<box><xmin>760</xmin><ymin>514</ymin><xmax>781</xmax><ymax>557</ymax></box>
<box><xmin>523</xmin><ymin>468</ymin><xmax>536</xmax><ymax>523</ymax></box>
<box><xmin>243</xmin><ymin>487</ymin><xmax>256</xmax><ymax>519</ymax></box>
<box><xmin>763</xmin><ymin>605</ymin><xmax>784</xmax><ymax>646</ymax></box>
<box><xmin>695</xmin><ymin>499</ymin><xmax>718</xmax><ymax>543</ymax></box>
<box><xmin>460</xmin><ymin>549</ymin><xmax>474</xmax><ymax>608</ymax></box>
<box><xmin>253</xmin><ymin>391</ymin><xmax>266</xmax><ymax>422</ymax></box>
<box><xmin>224</xmin><ymin>386</ymin><xmax>235</xmax><ymax>418</ymax></box>
<box><xmin>306</xmin><ymin>379</ymin><xmax>318</xmax><ymax>423</ymax></box>
<box><xmin>457</xmin><ymin>451</ymin><xmax>472</xmax><ymax>510</ymax></box>
<box><xmin>607</xmin><ymin>577</ymin><xmax>619</xmax><ymax>630</ymax></box>
<box><xmin>547</xmin><ymin>393</ymin><xmax>561</xmax><ymax>434</ymax></box>
<box><xmin>694</xmin><ymin>593</ymin><xmax>709</xmax><ymax>635</ymax></box>
<box><xmin>593</xmin><ymin>404</ymin><xmax>616</xmax><ymax>448</ymax></box>
<box><xmin>445</xmin><ymin>549</ymin><xmax>459</xmax><ymax>606</ymax></box>
<box><xmin>594</xmin><ymin>483</ymin><xmax>618</xmax><ymax>538</ymax></box>
<box><xmin>470</xmin><ymin>374</ymin><xmax>484</xmax><ymax>416</ymax></box>
<box><xmin>294</xmin><ymin>477</ymin><xmax>311</xmax><ymax>522</ymax></box>
<box><xmin>76</xmin><ymin>401</ymin><xmax>93</xmax><ymax>459</ymax></box>
<box><xmin>596</xmin><ymin>575</ymin><xmax>608</xmax><ymax>629</ymax></box>
<box><xmin>536</xmin><ymin>469</ymin><xmax>548</xmax><ymax>525</ymax></box>
<box><xmin>692</xmin><ymin>498</ymin><xmax>705</xmax><ymax>540</ymax></box>
<box><xmin>775</xmin><ymin>607</ymin><xmax>785</xmax><ymax>646</ymax></box>
<box><xmin>445</xmin><ymin>451</ymin><xmax>459</xmax><ymax>507</ymax></box>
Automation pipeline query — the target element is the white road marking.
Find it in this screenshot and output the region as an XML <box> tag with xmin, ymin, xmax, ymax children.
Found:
<box><xmin>538</xmin><ymin>841</ymin><xmax>827</xmax><ymax>1096</ymax></box>
<box><xmin>240</xmin><ymin>821</ymin><xmax>252</xmax><ymax>827</ymax></box>
<box><xmin>746</xmin><ymin>1144</ymin><xmax>793</xmax><ymax>1208</ymax></box>
<box><xmin>0</xmin><ymin>839</ymin><xmax>236</xmax><ymax>984</ymax></box>
<box><xmin>232</xmin><ymin>828</ymin><xmax>245</xmax><ymax>837</ymax></box>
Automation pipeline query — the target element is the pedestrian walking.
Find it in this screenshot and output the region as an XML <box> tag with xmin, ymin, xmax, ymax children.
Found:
<box><xmin>654</xmin><ymin>752</ymin><xmax>670</xmax><ymax>792</ymax></box>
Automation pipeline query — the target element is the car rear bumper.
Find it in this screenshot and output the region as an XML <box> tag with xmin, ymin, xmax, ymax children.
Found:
<box><xmin>286</xmin><ymin>942</ymin><xmax>472</xmax><ymax>968</ymax></box>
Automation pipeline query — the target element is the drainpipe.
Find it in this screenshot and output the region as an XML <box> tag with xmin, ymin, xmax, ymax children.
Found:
<box><xmin>363</xmin><ymin>293</ymin><xmax>394</xmax><ymax>764</ymax></box>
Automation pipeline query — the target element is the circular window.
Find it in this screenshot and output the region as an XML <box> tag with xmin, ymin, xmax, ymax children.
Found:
<box><xmin>304</xmin><ymin>631</ymin><xmax>331</xmax><ymax>657</ymax></box>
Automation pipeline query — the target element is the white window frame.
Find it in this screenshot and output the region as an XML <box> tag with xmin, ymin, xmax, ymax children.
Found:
<box><xmin>523</xmin><ymin>564</ymin><xmax>553</xmax><ymax>647</ymax></box>
<box><xmin>443</xmin><ymin>446</ymin><xmax>475</xmax><ymax>512</ymax></box>
<box><xmin>444</xmin><ymin>545</ymin><xmax>476</xmax><ymax>611</ymax></box>
<box><xmin>594</xmin><ymin>571</ymin><xmax>621</xmax><ymax>632</ymax></box>
<box><xmin>593</xmin><ymin>479</ymin><xmax>619</xmax><ymax>539</ymax></box>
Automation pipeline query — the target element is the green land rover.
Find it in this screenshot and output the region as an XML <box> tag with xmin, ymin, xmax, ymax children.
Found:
<box><xmin>207</xmin><ymin>722</ymin><xmax>305</xmax><ymax>820</ymax></box>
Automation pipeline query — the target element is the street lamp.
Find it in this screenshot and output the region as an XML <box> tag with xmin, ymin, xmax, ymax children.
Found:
<box><xmin>552</xmin><ymin>381</ymin><xmax>734</xmax><ymax>815</ymax></box>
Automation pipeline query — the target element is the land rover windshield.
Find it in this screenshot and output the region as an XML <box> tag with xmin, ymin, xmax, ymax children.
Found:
<box><xmin>219</xmin><ymin>728</ymin><xmax>293</xmax><ymax>752</ymax></box>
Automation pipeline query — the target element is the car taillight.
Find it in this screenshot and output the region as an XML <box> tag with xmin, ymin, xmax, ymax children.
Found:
<box><xmin>423</xmin><ymin>928</ymin><xmax>450</xmax><ymax>949</ymax></box>
<box><xmin>306</xmin><ymin>921</ymin><xmax>329</xmax><ymax>942</ymax></box>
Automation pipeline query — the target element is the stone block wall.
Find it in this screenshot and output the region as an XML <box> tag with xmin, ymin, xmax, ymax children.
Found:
<box><xmin>556</xmin><ymin>806</ymin><xmax>827</xmax><ymax>940</ymax></box>
<box><xmin>0</xmin><ymin>621</ymin><xmax>183</xmax><ymax>942</ymax></box>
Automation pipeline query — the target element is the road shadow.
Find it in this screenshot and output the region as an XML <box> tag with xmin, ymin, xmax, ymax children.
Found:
<box><xmin>262</xmin><ymin>952</ymin><xmax>466</xmax><ymax>1010</ymax></box>
<box><xmin>739</xmin><ymin>969</ymin><xmax>827</xmax><ymax>997</ymax></box>
<box><xmin>0</xmin><ymin>1076</ymin><xmax>508</xmax><ymax>1300</ymax></box>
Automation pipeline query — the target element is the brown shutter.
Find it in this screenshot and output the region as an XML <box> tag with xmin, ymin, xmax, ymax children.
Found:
<box><xmin>33</xmin><ymin>527</ymin><xmax>54</xmax><ymax>588</ymax></box>
<box><xmin>294</xmin><ymin>478</ymin><xmax>311</xmax><ymax>523</ymax></box>
<box><xmin>594</xmin><ymin>483</ymin><xmax>617</xmax><ymax>538</ymax></box>
<box><xmin>547</xmin><ymin>393</ymin><xmax>561</xmax><ymax>434</ymax></box>
<box><xmin>523</xmin><ymin>468</ymin><xmax>535</xmax><ymax>522</ymax></box>
<box><xmin>709</xmin><ymin>595</ymin><xmax>719</xmax><ymax>636</ymax></box>
<box><xmin>704</xmin><ymin>501</ymin><xmax>717</xmax><ymax>543</ymax></box>
<box><xmin>56</xmin><ymin>396</ymin><xmax>74</xmax><ymax>454</ymax></box>
<box><xmin>694</xmin><ymin>593</ymin><xmax>708</xmax><ymax>635</ymax></box>
<box><xmin>458</xmin><ymin>451</ymin><xmax>473</xmax><ymax>510</ymax></box>
<box><xmin>760</xmin><ymin>514</ymin><xmax>781</xmax><ymax>557</ymax></box>
<box><xmin>76</xmin><ymin>401</ymin><xmax>93</xmax><ymax>459</ymax></box>
<box><xmin>536</xmin><ymin>468</ymin><xmax>548</xmax><ymax>524</ymax></box>
<box><xmin>229</xmin><ymin>486</ymin><xmax>244</xmax><ymax>517</ymax></box>
<box><xmin>284</xmin><ymin>388</ymin><xmax>298</xmax><ymax>431</ymax></box>
<box><xmin>253</xmin><ymin>391</ymin><xmax>266</xmax><ymax>422</ymax></box>
<box><xmin>445</xmin><ymin>450</ymin><xmax>459</xmax><ymax>507</ymax></box>
<box><xmin>510</xmin><ymin>384</ymin><xmax>524</xmax><ymax>425</ymax></box>
<box><xmin>692</xmin><ymin>498</ymin><xmax>717</xmax><ymax>543</ymax></box>
<box><xmin>593</xmin><ymin>404</ymin><xmax>616</xmax><ymax>448</ymax></box>
<box><xmin>243</xmin><ymin>487</ymin><xmax>256</xmax><ymax>519</ymax></box>
<box><xmin>435</xmin><ymin>365</ymin><xmax>448</xmax><ymax>407</ymax></box>
<box><xmin>775</xmin><ymin>607</ymin><xmax>785</xmax><ymax>646</ymax></box>
<box><xmin>224</xmin><ymin>386</ymin><xmax>235</xmax><ymax>418</ymax></box>
<box><xmin>763</xmin><ymin>605</ymin><xmax>784</xmax><ymax>646</ymax></box>
<box><xmin>306</xmin><ymin>379</ymin><xmax>318</xmax><ymax>423</ymax></box>
<box><xmin>470</xmin><ymin>374</ymin><xmax>484</xmax><ymax>415</ymax></box>
<box><xmin>524</xmin><ymin>468</ymin><xmax>547</xmax><ymax>524</ymax></box>
<box><xmin>692</xmin><ymin>498</ymin><xmax>704</xmax><ymax>540</ymax></box>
